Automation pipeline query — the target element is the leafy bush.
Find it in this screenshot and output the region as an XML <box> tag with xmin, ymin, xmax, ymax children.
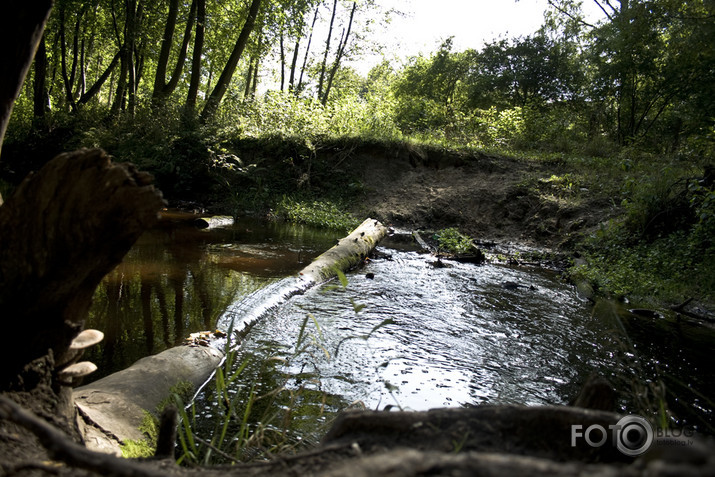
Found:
<box><xmin>434</xmin><ymin>227</ymin><xmax>474</xmax><ymax>254</ymax></box>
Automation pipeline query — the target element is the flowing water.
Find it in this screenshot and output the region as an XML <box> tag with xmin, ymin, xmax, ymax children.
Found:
<box><xmin>87</xmin><ymin>219</ymin><xmax>715</xmax><ymax>446</ymax></box>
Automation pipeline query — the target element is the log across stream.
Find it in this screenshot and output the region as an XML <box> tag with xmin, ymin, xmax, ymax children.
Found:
<box><xmin>75</xmin><ymin>217</ymin><xmax>715</xmax><ymax>457</ymax></box>
<box><xmin>74</xmin><ymin>218</ymin><xmax>387</xmax><ymax>454</ymax></box>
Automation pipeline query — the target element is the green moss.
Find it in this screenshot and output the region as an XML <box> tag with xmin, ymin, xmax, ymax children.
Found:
<box><xmin>120</xmin><ymin>411</ymin><xmax>159</xmax><ymax>458</ymax></box>
<box><xmin>120</xmin><ymin>381</ymin><xmax>195</xmax><ymax>459</ymax></box>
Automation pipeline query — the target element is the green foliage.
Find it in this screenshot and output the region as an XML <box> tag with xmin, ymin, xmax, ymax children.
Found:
<box><xmin>275</xmin><ymin>195</ymin><xmax>360</xmax><ymax>231</ymax></box>
<box><xmin>219</xmin><ymin>91</ymin><xmax>401</xmax><ymax>142</ymax></box>
<box><xmin>434</xmin><ymin>228</ymin><xmax>473</xmax><ymax>255</ymax></box>
<box><xmin>572</xmin><ymin>227</ymin><xmax>714</xmax><ymax>304</ymax></box>
<box><xmin>620</xmin><ymin>165</ymin><xmax>698</xmax><ymax>239</ymax></box>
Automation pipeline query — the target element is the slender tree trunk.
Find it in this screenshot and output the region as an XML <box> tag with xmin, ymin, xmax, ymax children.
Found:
<box><xmin>186</xmin><ymin>0</ymin><xmax>205</xmax><ymax>112</ymax></box>
<box><xmin>288</xmin><ymin>38</ymin><xmax>300</xmax><ymax>91</ymax></box>
<box><xmin>153</xmin><ymin>0</ymin><xmax>196</xmax><ymax>105</ymax></box>
<box><xmin>297</xmin><ymin>6</ymin><xmax>320</xmax><ymax>95</ymax></box>
<box><xmin>59</xmin><ymin>6</ymin><xmax>78</xmax><ymax>111</ymax></box>
<box><xmin>200</xmin><ymin>0</ymin><xmax>263</xmax><ymax>123</ymax></box>
<box><xmin>322</xmin><ymin>1</ymin><xmax>356</xmax><ymax>105</ymax></box>
<box><xmin>244</xmin><ymin>58</ymin><xmax>255</xmax><ymax>98</ymax></box>
<box><xmin>279</xmin><ymin>29</ymin><xmax>286</xmax><ymax>91</ymax></box>
<box><xmin>33</xmin><ymin>33</ymin><xmax>50</xmax><ymax>118</ymax></box>
<box><xmin>78</xmin><ymin>36</ymin><xmax>87</xmax><ymax>98</ymax></box>
<box><xmin>317</xmin><ymin>0</ymin><xmax>338</xmax><ymax>101</ymax></box>
<box><xmin>152</xmin><ymin>0</ymin><xmax>180</xmax><ymax>101</ymax></box>
<box><xmin>78</xmin><ymin>50</ymin><xmax>120</xmax><ymax>106</ymax></box>
<box><xmin>251</xmin><ymin>57</ymin><xmax>259</xmax><ymax>96</ymax></box>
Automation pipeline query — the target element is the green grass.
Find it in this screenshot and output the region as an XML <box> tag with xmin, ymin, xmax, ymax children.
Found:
<box><xmin>275</xmin><ymin>195</ymin><xmax>361</xmax><ymax>232</ymax></box>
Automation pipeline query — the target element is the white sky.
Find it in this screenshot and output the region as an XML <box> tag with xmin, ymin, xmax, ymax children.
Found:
<box><xmin>349</xmin><ymin>0</ymin><xmax>606</xmax><ymax>73</ymax></box>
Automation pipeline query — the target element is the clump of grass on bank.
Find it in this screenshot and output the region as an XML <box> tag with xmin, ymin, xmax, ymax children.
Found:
<box><xmin>434</xmin><ymin>228</ymin><xmax>474</xmax><ymax>254</ymax></box>
<box><xmin>275</xmin><ymin>195</ymin><xmax>361</xmax><ymax>232</ymax></box>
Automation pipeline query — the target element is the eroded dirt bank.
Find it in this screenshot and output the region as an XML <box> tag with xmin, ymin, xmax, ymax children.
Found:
<box><xmin>340</xmin><ymin>145</ymin><xmax>615</xmax><ymax>252</ymax></box>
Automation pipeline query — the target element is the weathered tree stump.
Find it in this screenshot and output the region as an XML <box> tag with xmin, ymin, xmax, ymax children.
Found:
<box><xmin>0</xmin><ymin>148</ymin><xmax>165</xmax><ymax>389</ymax></box>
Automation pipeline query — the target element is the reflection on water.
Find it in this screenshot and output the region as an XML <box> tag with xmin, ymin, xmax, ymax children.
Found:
<box><xmin>233</xmin><ymin>248</ymin><xmax>622</xmax><ymax>412</ymax></box>
<box><xmin>228</xmin><ymin>245</ymin><xmax>714</xmax><ymax>434</ymax></box>
<box><xmin>85</xmin><ymin>220</ymin><xmax>714</xmax><ymax>439</ymax></box>
<box><xmin>84</xmin><ymin>218</ymin><xmax>341</xmax><ymax>380</ymax></box>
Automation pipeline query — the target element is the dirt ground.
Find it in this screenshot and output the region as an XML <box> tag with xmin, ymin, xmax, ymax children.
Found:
<box><xmin>345</xmin><ymin>145</ymin><xmax>613</xmax><ymax>253</ymax></box>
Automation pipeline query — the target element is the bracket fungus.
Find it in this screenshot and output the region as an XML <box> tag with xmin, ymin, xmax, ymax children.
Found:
<box><xmin>55</xmin><ymin>329</ymin><xmax>104</xmax><ymax>386</ymax></box>
<box><xmin>57</xmin><ymin>361</ymin><xmax>98</xmax><ymax>386</ymax></box>
<box><xmin>57</xmin><ymin>329</ymin><xmax>104</xmax><ymax>367</ymax></box>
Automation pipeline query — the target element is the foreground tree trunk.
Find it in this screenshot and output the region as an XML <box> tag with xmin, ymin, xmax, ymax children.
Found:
<box><xmin>0</xmin><ymin>149</ymin><xmax>165</xmax><ymax>389</ymax></box>
<box><xmin>0</xmin><ymin>0</ymin><xmax>53</xmax><ymax>157</ymax></box>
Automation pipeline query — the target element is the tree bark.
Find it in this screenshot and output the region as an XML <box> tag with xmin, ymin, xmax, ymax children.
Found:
<box><xmin>77</xmin><ymin>50</ymin><xmax>121</xmax><ymax>106</ymax></box>
<box><xmin>185</xmin><ymin>0</ymin><xmax>206</xmax><ymax>112</ymax></box>
<box><xmin>288</xmin><ymin>38</ymin><xmax>300</xmax><ymax>91</ymax></box>
<box><xmin>322</xmin><ymin>1</ymin><xmax>356</xmax><ymax>105</ymax></box>
<box><xmin>33</xmin><ymin>33</ymin><xmax>51</xmax><ymax>118</ymax></box>
<box><xmin>0</xmin><ymin>0</ymin><xmax>53</xmax><ymax>156</ymax></box>
<box><xmin>0</xmin><ymin>149</ymin><xmax>165</xmax><ymax>388</ymax></box>
<box><xmin>152</xmin><ymin>0</ymin><xmax>180</xmax><ymax>101</ymax></box>
<box><xmin>317</xmin><ymin>0</ymin><xmax>338</xmax><ymax>101</ymax></box>
<box><xmin>296</xmin><ymin>6</ymin><xmax>320</xmax><ymax>95</ymax></box>
<box><xmin>200</xmin><ymin>0</ymin><xmax>263</xmax><ymax>122</ymax></box>
<box><xmin>152</xmin><ymin>0</ymin><xmax>196</xmax><ymax>105</ymax></box>
<box><xmin>298</xmin><ymin>218</ymin><xmax>387</xmax><ymax>284</ymax></box>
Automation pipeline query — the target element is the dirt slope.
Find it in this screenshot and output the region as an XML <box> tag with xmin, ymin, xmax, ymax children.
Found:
<box><xmin>345</xmin><ymin>145</ymin><xmax>614</xmax><ymax>251</ymax></box>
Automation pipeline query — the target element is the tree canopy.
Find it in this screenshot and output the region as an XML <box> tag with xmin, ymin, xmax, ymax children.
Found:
<box><xmin>1</xmin><ymin>0</ymin><xmax>712</xmax><ymax>159</ymax></box>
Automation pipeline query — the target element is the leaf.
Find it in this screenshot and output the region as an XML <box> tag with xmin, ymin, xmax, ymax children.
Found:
<box><xmin>335</xmin><ymin>267</ymin><xmax>349</xmax><ymax>288</ymax></box>
<box><xmin>349</xmin><ymin>298</ymin><xmax>366</xmax><ymax>313</ymax></box>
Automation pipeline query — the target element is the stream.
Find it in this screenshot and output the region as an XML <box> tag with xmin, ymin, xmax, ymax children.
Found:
<box><xmin>87</xmin><ymin>218</ymin><xmax>715</xmax><ymax>450</ymax></box>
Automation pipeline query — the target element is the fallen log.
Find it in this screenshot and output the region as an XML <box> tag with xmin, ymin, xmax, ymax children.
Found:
<box><xmin>75</xmin><ymin>218</ymin><xmax>388</xmax><ymax>455</ymax></box>
<box><xmin>299</xmin><ymin>218</ymin><xmax>387</xmax><ymax>284</ymax></box>
<box><xmin>74</xmin><ymin>344</ymin><xmax>223</xmax><ymax>455</ymax></box>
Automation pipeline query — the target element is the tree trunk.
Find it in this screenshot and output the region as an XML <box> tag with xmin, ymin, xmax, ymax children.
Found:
<box><xmin>200</xmin><ymin>0</ymin><xmax>263</xmax><ymax>123</ymax></box>
<box><xmin>244</xmin><ymin>56</ymin><xmax>256</xmax><ymax>99</ymax></box>
<box><xmin>33</xmin><ymin>33</ymin><xmax>51</xmax><ymax>118</ymax></box>
<box><xmin>153</xmin><ymin>0</ymin><xmax>180</xmax><ymax>100</ymax></box>
<box><xmin>0</xmin><ymin>149</ymin><xmax>165</xmax><ymax>388</ymax></box>
<box><xmin>0</xmin><ymin>0</ymin><xmax>53</xmax><ymax>155</ymax></box>
<box><xmin>77</xmin><ymin>50</ymin><xmax>121</xmax><ymax>106</ymax></box>
<box><xmin>299</xmin><ymin>218</ymin><xmax>387</xmax><ymax>284</ymax></box>
<box><xmin>317</xmin><ymin>0</ymin><xmax>338</xmax><ymax>101</ymax></box>
<box><xmin>279</xmin><ymin>29</ymin><xmax>286</xmax><ymax>91</ymax></box>
<box><xmin>296</xmin><ymin>6</ymin><xmax>320</xmax><ymax>95</ymax></box>
<box><xmin>185</xmin><ymin>0</ymin><xmax>206</xmax><ymax>112</ymax></box>
<box><xmin>152</xmin><ymin>0</ymin><xmax>196</xmax><ymax>105</ymax></box>
<box><xmin>322</xmin><ymin>1</ymin><xmax>356</xmax><ymax>105</ymax></box>
<box><xmin>288</xmin><ymin>37</ymin><xmax>300</xmax><ymax>91</ymax></box>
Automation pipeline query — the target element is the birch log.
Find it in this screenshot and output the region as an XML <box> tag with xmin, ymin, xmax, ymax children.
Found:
<box><xmin>75</xmin><ymin>217</ymin><xmax>388</xmax><ymax>454</ymax></box>
<box><xmin>298</xmin><ymin>218</ymin><xmax>387</xmax><ymax>284</ymax></box>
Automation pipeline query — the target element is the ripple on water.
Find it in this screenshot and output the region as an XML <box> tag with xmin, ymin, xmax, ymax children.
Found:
<box><xmin>236</xmin><ymin>247</ymin><xmax>618</xmax><ymax>411</ymax></box>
